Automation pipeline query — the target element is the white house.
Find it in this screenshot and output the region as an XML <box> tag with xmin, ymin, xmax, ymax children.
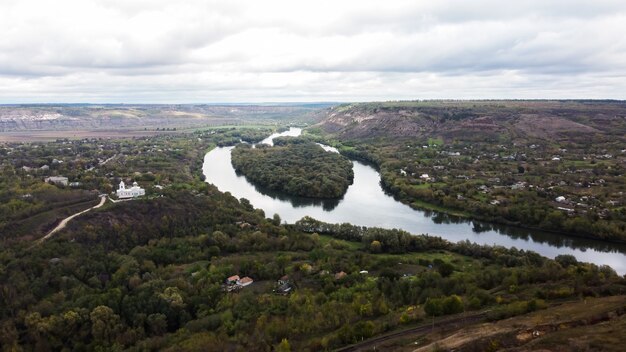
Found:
<box><xmin>45</xmin><ymin>176</ymin><xmax>68</xmax><ymax>186</ymax></box>
<box><xmin>116</xmin><ymin>181</ymin><xmax>145</xmax><ymax>199</ymax></box>
<box><xmin>239</xmin><ymin>277</ymin><xmax>254</xmax><ymax>287</ymax></box>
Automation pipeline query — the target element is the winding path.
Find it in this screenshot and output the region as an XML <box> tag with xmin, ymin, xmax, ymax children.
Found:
<box><xmin>37</xmin><ymin>195</ymin><xmax>107</xmax><ymax>243</ymax></box>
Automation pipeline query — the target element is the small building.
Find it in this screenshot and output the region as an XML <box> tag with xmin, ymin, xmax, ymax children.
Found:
<box><xmin>420</xmin><ymin>174</ymin><xmax>430</xmax><ymax>181</ymax></box>
<box><xmin>116</xmin><ymin>181</ymin><xmax>145</xmax><ymax>199</ymax></box>
<box><xmin>45</xmin><ymin>176</ymin><xmax>69</xmax><ymax>186</ymax></box>
<box><xmin>239</xmin><ymin>277</ymin><xmax>254</xmax><ymax>287</ymax></box>
<box><xmin>224</xmin><ymin>275</ymin><xmax>254</xmax><ymax>291</ymax></box>
<box><xmin>335</xmin><ymin>271</ymin><xmax>347</xmax><ymax>280</ymax></box>
<box><xmin>555</xmin><ymin>196</ymin><xmax>566</xmax><ymax>203</ymax></box>
<box><xmin>278</xmin><ymin>275</ymin><xmax>289</xmax><ymax>285</ymax></box>
<box><xmin>275</xmin><ymin>276</ymin><xmax>292</xmax><ymax>295</ymax></box>
<box><xmin>226</xmin><ymin>275</ymin><xmax>240</xmax><ymax>285</ymax></box>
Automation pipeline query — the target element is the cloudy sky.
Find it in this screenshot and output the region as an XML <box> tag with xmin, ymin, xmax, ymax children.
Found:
<box><xmin>1</xmin><ymin>0</ymin><xmax>626</xmax><ymax>103</ymax></box>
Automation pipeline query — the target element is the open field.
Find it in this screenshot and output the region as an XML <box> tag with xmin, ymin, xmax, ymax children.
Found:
<box><xmin>0</xmin><ymin>129</ymin><xmax>168</xmax><ymax>142</ymax></box>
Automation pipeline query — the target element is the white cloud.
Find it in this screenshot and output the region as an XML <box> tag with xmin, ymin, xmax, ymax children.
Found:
<box><xmin>1</xmin><ymin>0</ymin><xmax>626</xmax><ymax>102</ymax></box>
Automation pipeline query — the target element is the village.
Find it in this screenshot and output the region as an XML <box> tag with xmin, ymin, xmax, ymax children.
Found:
<box><xmin>379</xmin><ymin>136</ymin><xmax>625</xmax><ymax>237</ymax></box>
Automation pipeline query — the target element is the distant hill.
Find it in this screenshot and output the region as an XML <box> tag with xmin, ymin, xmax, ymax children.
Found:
<box><xmin>314</xmin><ymin>100</ymin><xmax>626</xmax><ymax>142</ymax></box>
<box><xmin>0</xmin><ymin>104</ymin><xmax>333</xmax><ymax>132</ymax></box>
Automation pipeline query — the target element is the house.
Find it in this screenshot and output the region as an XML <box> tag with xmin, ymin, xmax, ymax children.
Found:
<box><xmin>420</xmin><ymin>174</ymin><xmax>430</xmax><ymax>181</ymax></box>
<box><xmin>225</xmin><ymin>275</ymin><xmax>254</xmax><ymax>291</ymax></box>
<box><xmin>511</xmin><ymin>182</ymin><xmax>526</xmax><ymax>190</ymax></box>
<box><xmin>226</xmin><ymin>275</ymin><xmax>240</xmax><ymax>285</ymax></box>
<box><xmin>555</xmin><ymin>196</ymin><xmax>566</xmax><ymax>203</ymax></box>
<box><xmin>334</xmin><ymin>271</ymin><xmax>347</xmax><ymax>280</ymax></box>
<box><xmin>45</xmin><ymin>176</ymin><xmax>69</xmax><ymax>186</ymax></box>
<box><xmin>116</xmin><ymin>181</ymin><xmax>145</xmax><ymax>199</ymax></box>
<box><xmin>275</xmin><ymin>276</ymin><xmax>293</xmax><ymax>295</ymax></box>
<box><xmin>239</xmin><ymin>277</ymin><xmax>254</xmax><ymax>287</ymax></box>
<box><xmin>276</xmin><ymin>283</ymin><xmax>292</xmax><ymax>295</ymax></box>
<box><xmin>278</xmin><ymin>275</ymin><xmax>289</xmax><ymax>285</ymax></box>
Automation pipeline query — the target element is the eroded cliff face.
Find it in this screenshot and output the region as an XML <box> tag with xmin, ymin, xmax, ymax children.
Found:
<box><xmin>314</xmin><ymin>101</ymin><xmax>625</xmax><ymax>142</ymax></box>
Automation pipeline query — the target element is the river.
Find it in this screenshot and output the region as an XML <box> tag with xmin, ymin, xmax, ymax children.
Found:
<box><xmin>203</xmin><ymin>128</ymin><xmax>626</xmax><ymax>274</ymax></box>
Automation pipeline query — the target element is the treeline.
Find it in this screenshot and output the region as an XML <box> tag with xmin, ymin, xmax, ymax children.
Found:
<box><xmin>294</xmin><ymin>216</ymin><xmax>549</xmax><ymax>267</ymax></box>
<box><xmin>214</xmin><ymin>128</ymin><xmax>271</xmax><ymax>147</ymax></box>
<box><xmin>231</xmin><ymin>140</ymin><xmax>354</xmax><ymax>198</ymax></box>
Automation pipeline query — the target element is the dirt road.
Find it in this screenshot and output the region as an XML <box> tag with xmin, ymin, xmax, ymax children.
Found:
<box><xmin>335</xmin><ymin>313</ymin><xmax>487</xmax><ymax>352</ymax></box>
<box><xmin>37</xmin><ymin>195</ymin><xmax>106</xmax><ymax>243</ymax></box>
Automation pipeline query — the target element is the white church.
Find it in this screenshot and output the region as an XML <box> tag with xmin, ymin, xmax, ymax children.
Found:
<box><xmin>116</xmin><ymin>180</ymin><xmax>145</xmax><ymax>199</ymax></box>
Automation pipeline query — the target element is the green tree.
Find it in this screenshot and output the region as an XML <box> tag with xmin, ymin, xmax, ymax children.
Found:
<box><xmin>90</xmin><ymin>305</ymin><xmax>123</xmax><ymax>345</ymax></box>
<box><xmin>370</xmin><ymin>240</ymin><xmax>382</xmax><ymax>253</ymax></box>
<box><xmin>275</xmin><ymin>338</ymin><xmax>291</xmax><ymax>352</ymax></box>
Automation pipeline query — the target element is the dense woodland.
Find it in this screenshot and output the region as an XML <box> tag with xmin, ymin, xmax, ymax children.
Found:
<box><xmin>0</xmin><ymin>127</ymin><xmax>625</xmax><ymax>351</ymax></box>
<box><xmin>231</xmin><ymin>138</ymin><xmax>353</xmax><ymax>198</ymax></box>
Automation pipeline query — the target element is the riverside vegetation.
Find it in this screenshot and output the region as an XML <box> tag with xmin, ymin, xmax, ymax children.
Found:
<box><xmin>0</xmin><ymin>127</ymin><xmax>625</xmax><ymax>351</ymax></box>
<box><xmin>231</xmin><ymin>138</ymin><xmax>354</xmax><ymax>198</ymax></box>
<box><xmin>311</xmin><ymin>100</ymin><xmax>626</xmax><ymax>243</ymax></box>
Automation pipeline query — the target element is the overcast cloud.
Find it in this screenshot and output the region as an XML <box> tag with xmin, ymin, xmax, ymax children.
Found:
<box><xmin>1</xmin><ymin>0</ymin><xmax>626</xmax><ymax>103</ymax></box>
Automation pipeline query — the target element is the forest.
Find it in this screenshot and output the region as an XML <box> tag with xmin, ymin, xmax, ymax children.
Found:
<box><xmin>231</xmin><ymin>138</ymin><xmax>354</xmax><ymax>198</ymax></box>
<box><xmin>1</xmin><ymin>127</ymin><xmax>625</xmax><ymax>351</ymax></box>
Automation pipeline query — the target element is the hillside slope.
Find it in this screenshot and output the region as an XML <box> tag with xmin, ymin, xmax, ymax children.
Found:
<box><xmin>316</xmin><ymin>100</ymin><xmax>626</xmax><ymax>142</ymax></box>
<box><xmin>0</xmin><ymin>104</ymin><xmax>330</xmax><ymax>132</ymax></box>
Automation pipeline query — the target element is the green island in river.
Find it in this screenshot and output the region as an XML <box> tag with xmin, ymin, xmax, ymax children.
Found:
<box><xmin>231</xmin><ymin>138</ymin><xmax>354</xmax><ymax>198</ymax></box>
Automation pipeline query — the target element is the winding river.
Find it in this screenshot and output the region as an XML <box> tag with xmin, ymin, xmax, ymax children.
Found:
<box><xmin>203</xmin><ymin>128</ymin><xmax>626</xmax><ymax>274</ymax></box>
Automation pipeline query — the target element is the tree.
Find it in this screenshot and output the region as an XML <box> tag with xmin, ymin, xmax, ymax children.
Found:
<box><xmin>424</xmin><ymin>298</ymin><xmax>443</xmax><ymax>316</ymax></box>
<box><xmin>146</xmin><ymin>313</ymin><xmax>167</xmax><ymax>336</ymax></box>
<box><xmin>275</xmin><ymin>338</ymin><xmax>291</xmax><ymax>352</ymax></box>
<box><xmin>370</xmin><ymin>240</ymin><xmax>382</xmax><ymax>253</ymax></box>
<box><xmin>90</xmin><ymin>305</ymin><xmax>123</xmax><ymax>345</ymax></box>
<box><xmin>437</xmin><ymin>262</ymin><xmax>455</xmax><ymax>278</ymax></box>
<box><xmin>555</xmin><ymin>254</ymin><xmax>578</xmax><ymax>268</ymax></box>
<box><xmin>443</xmin><ymin>295</ymin><xmax>464</xmax><ymax>315</ymax></box>
<box><xmin>272</xmin><ymin>213</ymin><xmax>282</xmax><ymax>226</ymax></box>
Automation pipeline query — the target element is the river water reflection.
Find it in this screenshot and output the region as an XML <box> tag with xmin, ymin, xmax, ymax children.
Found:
<box><xmin>203</xmin><ymin>128</ymin><xmax>626</xmax><ymax>274</ymax></box>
